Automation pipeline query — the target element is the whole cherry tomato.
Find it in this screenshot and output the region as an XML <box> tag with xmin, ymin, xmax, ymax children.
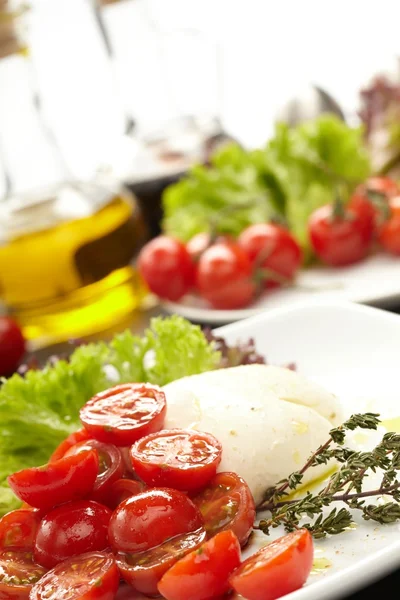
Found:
<box><xmin>0</xmin><ymin>316</ymin><xmax>25</xmax><ymax>376</ymax></box>
<box><xmin>229</xmin><ymin>529</ymin><xmax>314</xmax><ymax>600</ymax></box>
<box><xmin>186</xmin><ymin>232</ymin><xmax>212</xmax><ymax>262</ymax></box>
<box><xmin>7</xmin><ymin>450</ymin><xmax>99</xmax><ymax>510</ymax></box>
<box><xmin>130</xmin><ymin>429</ymin><xmax>222</xmax><ymax>492</ymax></box>
<box><xmin>378</xmin><ymin>196</ymin><xmax>400</xmax><ymax>255</ymax></box>
<box><xmin>238</xmin><ymin>223</ymin><xmax>302</xmax><ymax>287</ymax></box>
<box><xmin>34</xmin><ymin>500</ymin><xmax>111</xmax><ymax>569</ymax></box>
<box><xmin>80</xmin><ymin>383</ymin><xmax>167</xmax><ymax>447</ymax></box>
<box><xmin>192</xmin><ymin>471</ymin><xmax>255</xmax><ymax>547</ymax></box>
<box><xmin>30</xmin><ymin>551</ymin><xmax>119</xmax><ymax>600</ymax></box>
<box><xmin>137</xmin><ymin>235</ymin><xmax>195</xmax><ymax>301</ymax></box>
<box><xmin>350</xmin><ymin>176</ymin><xmax>400</xmax><ymax>234</ymax></box>
<box><xmin>158</xmin><ymin>530</ymin><xmax>241</xmax><ymax>600</ymax></box>
<box><xmin>103</xmin><ymin>478</ymin><xmax>145</xmax><ymax>510</ymax></box>
<box><xmin>196</xmin><ymin>241</ymin><xmax>255</xmax><ymax>309</ymax></box>
<box><xmin>308</xmin><ymin>203</ymin><xmax>373</xmax><ymax>266</ymax></box>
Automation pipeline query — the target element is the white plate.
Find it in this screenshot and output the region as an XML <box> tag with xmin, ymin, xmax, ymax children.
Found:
<box><xmin>162</xmin><ymin>253</ymin><xmax>400</xmax><ymax>324</ymax></box>
<box><xmin>129</xmin><ymin>301</ymin><xmax>400</xmax><ymax>600</ymax></box>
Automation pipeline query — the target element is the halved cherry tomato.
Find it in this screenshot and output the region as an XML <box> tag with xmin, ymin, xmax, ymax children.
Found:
<box><xmin>65</xmin><ymin>439</ymin><xmax>124</xmax><ymax>504</ymax></box>
<box><xmin>158</xmin><ymin>529</ymin><xmax>241</xmax><ymax>600</ymax></box>
<box><xmin>308</xmin><ymin>204</ymin><xmax>373</xmax><ymax>266</ymax></box>
<box><xmin>116</xmin><ymin>528</ymin><xmax>206</xmax><ymax>596</ymax></box>
<box><xmin>7</xmin><ymin>450</ymin><xmax>99</xmax><ymax>510</ymax></box>
<box><xmin>0</xmin><ymin>550</ymin><xmax>47</xmax><ymax>600</ymax></box>
<box><xmin>229</xmin><ymin>529</ymin><xmax>314</xmax><ymax>600</ymax></box>
<box><xmin>80</xmin><ymin>383</ymin><xmax>167</xmax><ymax>447</ymax></box>
<box><xmin>130</xmin><ymin>429</ymin><xmax>222</xmax><ymax>492</ymax></box>
<box><xmin>196</xmin><ymin>241</ymin><xmax>256</xmax><ymax>309</ymax></box>
<box><xmin>378</xmin><ymin>196</ymin><xmax>400</xmax><ymax>255</ymax></box>
<box><xmin>0</xmin><ymin>508</ymin><xmax>42</xmax><ymax>551</ymax></box>
<box><xmin>238</xmin><ymin>223</ymin><xmax>302</xmax><ymax>288</ymax></box>
<box><xmin>108</xmin><ymin>488</ymin><xmax>203</xmax><ymax>554</ymax></box>
<box><xmin>34</xmin><ymin>500</ymin><xmax>111</xmax><ymax>569</ymax></box>
<box><xmin>192</xmin><ymin>472</ymin><xmax>255</xmax><ymax>547</ymax></box>
<box><xmin>49</xmin><ymin>428</ymin><xmax>91</xmax><ymax>463</ymax></box>
<box><xmin>119</xmin><ymin>446</ymin><xmax>137</xmax><ymax>478</ymax></box>
<box><xmin>137</xmin><ymin>235</ymin><xmax>195</xmax><ymax>301</ymax></box>
<box><xmin>30</xmin><ymin>551</ymin><xmax>119</xmax><ymax>600</ymax></box>
<box><xmin>104</xmin><ymin>478</ymin><xmax>145</xmax><ymax>510</ymax></box>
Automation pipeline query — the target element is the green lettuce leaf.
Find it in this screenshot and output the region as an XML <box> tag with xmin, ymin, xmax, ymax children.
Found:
<box><xmin>0</xmin><ymin>316</ymin><xmax>220</xmax><ymax>515</ymax></box>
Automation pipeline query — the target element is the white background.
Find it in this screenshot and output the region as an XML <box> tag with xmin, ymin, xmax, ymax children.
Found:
<box><xmin>1</xmin><ymin>0</ymin><xmax>400</xmax><ymax>193</ymax></box>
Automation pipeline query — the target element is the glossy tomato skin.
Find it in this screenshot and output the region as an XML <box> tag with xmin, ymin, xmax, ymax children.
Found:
<box><xmin>7</xmin><ymin>450</ymin><xmax>99</xmax><ymax>510</ymax></box>
<box><xmin>65</xmin><ymin>439</ymin><xmax>124</xmax><ymax>504</ymax></box>
<box><xmin>80</xmin><ymin>383</ymin><xmax>167</xmax><ymax>447</ymax></box>
<box><xmin>0</xmin><ymin>317</ymin><xmax>25</xmax><ymax>377</ymax></box>
<box><xmin>30</xmin><ymin>551</ymin><xmax>119</xmax><ymax>600</ymax></box>
<box><xmin>49</xmin><ymin>428</ymin><xmax>91</xmax><ymax>463</ymax></box>
<box><xmin>130</xmin><ymin>429</ymin><xmax>222</xmax><ymax>492</ymax></box>
<box><xmin>238</xmin><ymin>223</ymin><xmax>302</xmax><ymax>287</ymax></box>
<box><xmin>229</xmin><ymin>529</ymin><xmax>314</xmax><ymax>600</ymax></box>
<box><xmin>158</xmin><ymin>529</ymin><xmax>241</xmax><ymax>600</ymax></box>
<box><xmin>192</xmin><ymin>472</ymin><xmax>255</xmax><ymax>547</ymax></box>
<box><xmin>34</xmin><ymin>500</ymin><xmax>111</xmax><ymax>569</ymax></box>
<box><xmin>308</xmin><ymin>204</ymin><xmax>373</xmax><ymax>266</ymax></box>
<box><xmin>378</xmin><ymin>196</ymin><xmax>400</xmax><ymax>255</ymax></box>
<box><xmin>108</xmin><ymin>488</ymin><xmax>203</xmax><ymax>554</ymax></box>
<box><xmin>116</xmin><ymin>528</ymin><xmax>207</xmax><ymax>596</ymax></box>
<box><xmin>103</xmin><ymin>478</ymin><xmax>145</xmax><ymax>510</ymax></box>
<box><xmin>0</xmin><ymin>550</ymin><xmax>46</xmax><ymax>600</ymax></box>
<box><xmin>138</xmin><ymin>235</ymin><xmax>195</xmax><ymax>301</ymax></box>
<box><xmin>0</xmin><ymin>509</ymin><xmax>42</xmax><ymax>552</ymax></box>
<box><xmin>186</xmin><ymin>232</ymin><xmax>212</xmax><ymax>262</ymax></box>
<box><xmin>196</xmin><ymin>241</ymin><xmax>256</xmax><ymax>309</ymax></box>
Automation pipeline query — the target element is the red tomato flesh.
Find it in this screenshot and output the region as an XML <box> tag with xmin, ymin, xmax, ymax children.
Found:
<box><xmin>80</xmin><ymin>383</ymin><xmax>167</xmax><ymax>447</ymax></box>
<box><xmin>158</xmin><ymin>529</ymin><xmax>241</xmax><ymax>600</ymax></box>
<box><xmin>108</xmin><ymin>488</ymin><xmax>203</xmax><ymax>554</ymax></box>
<box><xmin>137</xmin><ymin>235</ymin><xmax>195</xmax><ymax>301</ymax></box>
<box><xmin>192</xmin><ymin>471</ymin><xmax>256</xmax><ymax>547</ymax></box>
<box><xmin>130</xmin><ymin>429</ymin><xmax>222</xmax><ymax>492</ymax></box>
<box><xmin>0</xmin><ymin>550</ymin><xmax>46</xmax><ymax>600</ymax></box>
<box><xmin>34</xmin><ymin>500</ymin><xmax>111</xmax><ymax>569</ymax></box>
<box><xmin>229</xmin><ymin>528</ymin><xmax>314</xmax><ymax>600</ymax></box>
<box><xmin>29</xmin><ymin>551</ymin><xmax>119</xmax><ymax>600</ymax></box>
<box><xmin>238</xmin><ymin>223</ymin><xmax>302</xmax><ymax>287</ymax></box>
<box><xmin>49</xmin><ymin>429</ymin><xmax>91</xmax><ymax>463</ymax></box>
<box><xmin>0</xmin><ymin>509</ymin><xmax>42</xmax><ymax>552</ymax></box>
<box><xmin>65</xmin><ymin>439</ymin><xmax>124</xmax><ymax>504</ymax></box>
<box><xmin>7</xmin><ymin>450</ymin><xmax>99</xmax><ymax>510</ymax></box>
<box><xmin>116</xmin><ymin>528</ymin><xmax>207</xmax><ymax>596</ymax></box>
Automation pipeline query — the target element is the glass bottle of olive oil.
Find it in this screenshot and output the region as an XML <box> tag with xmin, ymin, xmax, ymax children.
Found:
<box><xmin>0</xmin><ymin>3</ymin><xmax>148</xmax><ymax>345</ymax></box>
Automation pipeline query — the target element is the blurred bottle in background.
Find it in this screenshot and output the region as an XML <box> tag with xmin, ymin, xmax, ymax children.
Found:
<box><xmin>0</xmin><ymin>1</ymin><xmax>148</xmax><ymax>346</ymax></box>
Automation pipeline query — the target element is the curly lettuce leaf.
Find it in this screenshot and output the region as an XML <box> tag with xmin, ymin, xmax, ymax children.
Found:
<box><xmin>0</xmin><ymin>316</ymin><xmax>220</xmax><ymax>515</ymax></box>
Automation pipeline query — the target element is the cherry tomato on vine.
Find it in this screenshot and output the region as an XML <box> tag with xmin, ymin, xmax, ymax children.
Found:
<box><xmin>137</xmin><ymin>236</ymin><xmax>195</xmax><ymax>301</ymax></box>
<box><xmin>65</xmin><ymin>439</ymin><xmax>124</xmax><ymax>504</ymax></box>
<box><xmin>158</xmin><ymin>529</ymin><xmax>241</xmax><ymax>600</ymax></box>
<box><xmin>80</xmin><ymin>383</ymin><xmax>167</xmax><ymax>447</ymax></box>
<box><xmin>229</xmin><ymin>529</ymin><xmax>314</xmax><ymax>600</ymax></box>
<box><xmin>0</xmin><ymin>550</ymin><xmax>47</xmax><ymax>600</ymax></box>
<box><xmin>196</xmin><ymin>241</ymin><xmax>256</xmax><ymax>309</ymax></box>
<box><xmin>308</xmin><ymin>204</ymin><xmax>373</xmax><ymax>266</ymax></box>
<box><xmin>7</xmin><ymin>450</ymin><xmax>99</xmax><ymax>510</ymax></box>
<box><xmin>34</xmin><ymin>500</ymin><xmax>111</xmax><ymax>569</ymax></box>
<box><xmin>378</xmin><ymin>196</ymin><xmax>400</xmax><ymax>255</ymax></box>
<box><xmin>49</xmin><ymin>428</ymin><xmax>91</xmax><ymax>463</ymax></box>
<box><xmin>30</xmin><ymin>551</ymin><xmax>119</xmax><ymax>600</ymax></box>
<box><xmin>0</xmin><ymin>316</ymin><xmax>25</xmax><ymax>377</ymax></box>
<box><xmin>130</xmin><ymin>429</ymin><xmax>222</xmax><ymax>491</ymax></box>
<box><xmin>108</xmin><ymin>488</ymin><xmax>203</xmax><ymax>555</ymax></box>
<box><xmin>238</xmin><ymin>223</ymin><xmax>302</xmax><ymax>288</ymax></box>
<box><xmin>192</xmin><ymin>471</ymin><xmax>255</xmax><ymax>547</ymax></box>
<box><xmin>0</xmin><ymin>508</ymin><xmax>42</xmax><ymax>552</ymax></box>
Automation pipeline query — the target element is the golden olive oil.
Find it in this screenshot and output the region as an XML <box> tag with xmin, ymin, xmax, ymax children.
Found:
<box><xmin>0</xmin><ymin>186</ymin><xmax>148</xmax><ymax>344</ymax></box>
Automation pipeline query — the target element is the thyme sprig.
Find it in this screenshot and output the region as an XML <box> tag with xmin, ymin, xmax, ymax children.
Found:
<box><xmin>255</xmin><ymin>413</ymin><xmax>400</xmax><ymax>538</ymax></box>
